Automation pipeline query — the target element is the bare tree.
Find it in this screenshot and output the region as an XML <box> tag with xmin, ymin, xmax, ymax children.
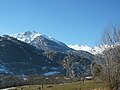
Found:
<box><xmin>92</xmin><ymin>25</ymin><xmax>120</xmax><ymax>90</ymax></box>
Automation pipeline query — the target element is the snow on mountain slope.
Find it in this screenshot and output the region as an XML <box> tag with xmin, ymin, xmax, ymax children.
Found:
<box><xmin>12</xmin><ymin>31</ymin><xmax>72</xmax><ymax>52</ymax></box>
<box><xmin>68</xmin><ymin>44</ymin><xmax>92</xmax><ymax>52</ymax></box>
<box><xmin>12</xmin><ymin>31</ymin><xmax>64</xmax><ymax>45</ymax></box>
<box><xmin>68</xmin><ymin>44</ymin><xmax>105</xmax><ymax>55</ymax></box>
<box><xmin>13</xmin><ymin>31</ymin><xmax>42</xmax><ymax>43</ymax></box>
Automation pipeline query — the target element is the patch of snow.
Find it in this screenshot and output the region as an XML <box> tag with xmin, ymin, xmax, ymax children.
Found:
<box><xmin>64</xmin><ymin>77</ymin><xmax>70</xmax><ymax>80</ymax></box>
<box><xmin>42</xmin><ymin>67</ymin><xmax>47</xmax><ymax>70</ymax></box>
<box><xmin>43</xmin><ymin>71</ymin><xmax>60</xmax><ymax>76</ymax></box>
<box><xmin>1</xmin><ymin>44</ymin><xmax>5</xmax><ymax>47</ymax></box>
<box><xmin>85</xmin><ymin>76</ymin><xmax>93</xmax><ymax>80</ymax></box>
<box><xmin>23</xmin><ymin>77</ymin><xmax>27</xmax><ymax>81</ymax></box>
<box><xmin>51</xmin><ymin>67</ymin><xmax>58</xmax><ymax>70</ymax></box>
<box><xmin>1</xmin><ymin>87</ymin><xmax>15</xmax><ymax>90</ymax></box>
<box><xmin>29</xmin><ymin>57</ymin><xmax>32</xmax><ymax>60</ymax></box>
<box><xmin>0</xmin><ymin>68</ymin><xmax>6</xmax><ymax>72</ymax></box>
<box><xmin>35</xmin><ymin>33</ymin><xmax>64</xmax><ymax>45</ymax></box>
<box><xmin>0</xmin><ymin>65</ymin><xmax>6</xmax><ymax>72</ymax></box>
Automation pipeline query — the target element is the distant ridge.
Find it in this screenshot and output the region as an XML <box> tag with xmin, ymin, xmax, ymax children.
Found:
<box><xmin>68</xmin><ymin>44</ymin><xmax>106</xmax><ymax>55</ymax></box>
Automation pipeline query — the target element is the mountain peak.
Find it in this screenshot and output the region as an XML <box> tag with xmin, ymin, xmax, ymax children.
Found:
<box><xmin>12</xmin><ymin>31</ymin><xmax>43</xmax><ymax>43</ymax></box>
<box><xmin>12</xmin><ymin>31</ymin><xmax>63</xmax><ymax>44</ymax></box>
<box><xmin>12</xmin><ymin>31</ymin><xmax>72</xmax><ymax>52</ymax></box>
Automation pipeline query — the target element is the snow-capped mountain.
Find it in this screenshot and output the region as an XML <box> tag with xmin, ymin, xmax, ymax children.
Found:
<box><xmin>68</xmin><ymin>44</ymin><xmax>105</xmax><ymax>55</ymax></box>
<box><xmin>12</xmin><ymin>31</ymin><xmax>73</xmax><ymax>52</ymax></box>
<box><xmin>13</xmin><ymin>31</ymin><xmax>63</xmax><ymax>45</ymax></box>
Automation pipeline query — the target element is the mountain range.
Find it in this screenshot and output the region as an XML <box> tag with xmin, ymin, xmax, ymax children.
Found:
<box><xmin>0</xmin><ymin>31</ymin><xmax>103</xmax><ymax>77</ymax></box>
<box><xmin>12</xmin><ymin>31</ymin><xmax>104</xmax><ymax>55</ymax></box>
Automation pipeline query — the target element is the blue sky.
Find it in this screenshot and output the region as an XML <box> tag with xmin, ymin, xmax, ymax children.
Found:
<box><xmin>0</xmin><ymin>0</ymin><xmax>120</xmax><ymax>47</ymax></box>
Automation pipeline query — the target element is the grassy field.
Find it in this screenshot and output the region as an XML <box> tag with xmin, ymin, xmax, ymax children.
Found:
<box><xmin>10</xmin><ymin>80</ymin><xmax>108</xmax><ymax>90</ymax></box>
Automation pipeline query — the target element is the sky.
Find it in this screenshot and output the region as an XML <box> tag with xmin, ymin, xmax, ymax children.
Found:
<box><xmin>0</xmin><ymin>0</ymin><xmax>120</xmax><ymax>47</ymax></box>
